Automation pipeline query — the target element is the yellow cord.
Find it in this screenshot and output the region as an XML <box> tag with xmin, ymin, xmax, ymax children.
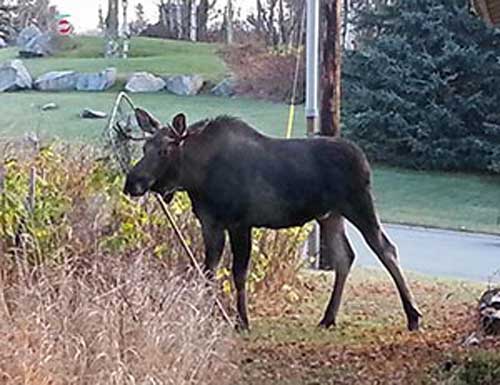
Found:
<box><xmin>286</xmin><ymin>104</ymin><xmax>296</xmax><ymax>139</ymax></box>
<box><xmin>284</xmin><ymin>7</ymin><xmax>306</xmax><ymax>139</ymax></box>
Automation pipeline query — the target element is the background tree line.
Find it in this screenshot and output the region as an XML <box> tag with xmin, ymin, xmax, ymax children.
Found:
<box><xmin>0</xmin><ymin>0</ymin><xmax>56</xmax><ymax>42</ymax></box>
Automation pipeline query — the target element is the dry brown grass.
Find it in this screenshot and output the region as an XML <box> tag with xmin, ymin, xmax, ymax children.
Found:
<box><xmin>0</xmin><ymin>140</ymin><xmax>313</xmax><ymax>385</ymax></box>
<box><xmin>0</xmin><ymin>253</ymin><xmax>236</xmax><ymax>385</ymax></box>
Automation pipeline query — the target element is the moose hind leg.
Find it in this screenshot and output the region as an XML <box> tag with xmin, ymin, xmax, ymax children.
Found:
<box><xmin>369</xmin><ymin>230</ymin><xmax>422</xmax><ymax>331</ymax></box>
<box><xmin>343</xmin><ymin>194</ymin><xmax>422</xmax><ymax>331</ymax></box>
<box><xmin>228</xmin><ymin>226</ymin><xmax>252</xmax><ymax>331</ymax></box>
<box><xmin>318</xmin><ymin>216</ymin><xmax>355</xmax><ymax>329</ymax></box>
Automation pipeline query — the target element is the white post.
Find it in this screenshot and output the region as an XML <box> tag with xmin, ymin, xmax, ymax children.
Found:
<box><xmin>306</xmin><ymin>0</ymin><xmax>320</xmax><ymax>266</ymax></box>
<box><xmin>306</xmin><ymin>0</ymin><xmax>320</xmax><ymax>135</ymax></box>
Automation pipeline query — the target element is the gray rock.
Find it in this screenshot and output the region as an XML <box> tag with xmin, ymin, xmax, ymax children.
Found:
<box><xmin>17</xmin><ymin>26</ymin><xmax>55</xmax><ymax>57</ymax></box>
<box><xmin>0</xmin><ymin>37</ymin><xmax>7</xmax><ymax>49</ymax></box>
<box><xmin>41</xmin><ymin>102</ymin><xmax>58</xmax><ymax>111</ymax></box>
<box><xmin>479</xmin><ymin>288</ymin><xmax>500</xmax><ymax>335</ymax></box>
<box><xmin>211</xmin><ymin>78</ymin><xmax>235</xmax><ymax>97</ymax></box>
<box><xmin>0</xmin><ymin>60</ymin><xmax>32</xmax><ymax>92</ymax></box>
<box><xmin>17</xmin><ymin>26</ymin><xmax>42</xmax><ymax>47</ymax></box>
<box><xmin>125</xmin><ymin>72</ymin><xmax>166</xmax><ymax>93</ymax></box>
<box><xmin>165</xmin><ymin>75</ymin><xmax>204</xmax><ymax>96</ymax></box>
<box><xmin>35</xmin><ymin>71</ymin><xmax>79</xmax><ymax>91</ymax></box>
<box><xmin>76</xmin><ymin>68</ymin><xmax>117</xmax><ymax>91</ymax></box>
<box><xmin>81</xmin><ymin>108</ymin><xmax>107</xmax><ymax>119</ymax></box>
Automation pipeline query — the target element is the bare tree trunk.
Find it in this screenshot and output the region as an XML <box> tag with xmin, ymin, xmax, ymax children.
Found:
<box><xmin>122</xmin><ymin>0</ymin><xmax>130</xmax><ymax>58</ymax></box>
<box><xmin>256</xmin><ymin>0</ymin><xmax>263</xmax><ymax>33</ymax></box>
<box><xmin>225</xmin><ymin>0</ymin><xmax>233</xmax><ymax>44</ymax></box>
<box><xmin>319</xmin><ymin>0</ymin><xmax>344</xmax><ymax>270</ymax></box>
<box><xmin>190</xmin><ymin>0</ymin><xmax>197</xmax><ymax>41</ymax></box>
<box><xmin>176</xmin><ymin>1</ymin><xmax>182</xmax><ymax>39</ymax></box>
<box><xmin>197</xmin><ymin>0</ymin><xmax>207</xmax><ymax>41</ymax></box>
<box><xmin>278</xmin><ymin>0</ymin><xmax>286</xmax><ymax>46</ymax></box>
<box><xmin>105</xmin><ymin>0</ymin><xmax>119</xmax><ymax>58</ymax></box>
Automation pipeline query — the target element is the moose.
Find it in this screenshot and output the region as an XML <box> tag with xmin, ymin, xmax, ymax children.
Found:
<box><xmin>124</xmin><ymin>108</ymin><xmax>422</xmax><ymax>331</ymax></box>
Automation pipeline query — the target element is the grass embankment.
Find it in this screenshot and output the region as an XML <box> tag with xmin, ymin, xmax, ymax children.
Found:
<box><xmin>0</xmin><ymin>36</ymin><xmax>226</xmax><ymax>81</ymax></box>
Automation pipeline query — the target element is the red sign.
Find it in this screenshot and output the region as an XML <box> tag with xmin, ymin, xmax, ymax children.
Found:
<box><xmin>57</xmin><ymin>19</ymin><xmax>73</xmax><ymax>36</ymax></box>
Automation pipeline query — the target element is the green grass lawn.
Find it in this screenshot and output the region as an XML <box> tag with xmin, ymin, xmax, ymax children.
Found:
<box><xmin>0</xmin><ymin>91</ymin><xmax>499</xmax><ymax>235</ymax></box>
<box><xmin>0</xmin><ymin>36</ymin><xmax>226</xmax><ymax>80</ymax></box>
<box><xmin>0</xmin><ymin>91</ymin><xmax>298</xmax><ymax>141</ymax></box>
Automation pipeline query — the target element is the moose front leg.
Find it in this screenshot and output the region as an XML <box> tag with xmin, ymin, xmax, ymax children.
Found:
<box><xmin>201</xmin><ymin>220</ymin><xmax>225</xmax><ymax>280</ymax></box>
<box><xmin>228</xmin><ymin>225</ymin><xmax>252</xmax><ymax>331</ymax></box>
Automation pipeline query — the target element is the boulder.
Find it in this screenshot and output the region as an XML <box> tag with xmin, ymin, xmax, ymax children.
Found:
<box><xmin>41</xmin><ymin>102</ymin><xmax>58</xmax><ymax>111</ymax></box>
<box><xmin>211</xmin><ymin>78</ymin><xmax>236</xmax><ymax>97</ymax></box>
<box><xmin>479</xmin><ymin>288</ymin><xmax>500</xmax><ymax>335</ymax></box>
<box><xmin>0</xmin><ymin>37</ymin><xmax>7</xmax><ymax>49</ymax></box>
<box><xmin>76</xmin><ymin>68</ymin><xmax>117</xmax><ymax>91</ymax></box>
<box><xmin>34</xmin><ymin>71</ymin><xmax>79</xmax><ymax>91</ymax></box>
<box><xmin>125</xmin><ymin>72</ymin><xmax>166</xmax><ymax>93</ymax></box>
<box><xmin>81</xmin><ymin>108</ymin><xmax>108</xmax><ymax>119</ymax></box>
<box><xmin>17</xmin><ymin>26</ymin><xmax>55</xmax><ymax>58</ymax></box>
<box><xmin>165</xmin><ymin>75</ymin><xmax>204</xmax><ymax>96</ymax></box>
<box><xmin>0</xmin><ymin>60</ymin><xmax>32</xmax><ymax>92</ymax></box>
<box><xmin>17</xmin><ymin>26</ymin><xmax>41</xmax><ymax>47</ymax></box>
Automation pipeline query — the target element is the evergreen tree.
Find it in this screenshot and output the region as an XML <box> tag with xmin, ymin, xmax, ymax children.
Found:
<box><xmin>343</xmin><ymin>0</ymin><xmax>500</xmax><ymax>173</ymax></box>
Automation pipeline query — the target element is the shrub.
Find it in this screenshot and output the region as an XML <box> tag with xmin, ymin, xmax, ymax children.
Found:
<box><xmin>220</xmin><ymin>43</ymin><xmax>305</xmax><ymax>103</ymax></box>
<box><xmin>0</xmin><ymin>139</ymin><xmax>311</xmax><ymax>325</ymax></box>
<box><xmin>458</xmin><ymin>352</ymin><xmax>500</xmax><ymax>385</ymax></box>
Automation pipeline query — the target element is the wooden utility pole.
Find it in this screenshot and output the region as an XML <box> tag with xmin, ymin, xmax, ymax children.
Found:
<box><xmin>319</xmin><ymin>0</ymin><xmax>344</xmax><ymax>270</ymax></box>
<box><xmin>320</xmin><ymin>0</ymin><xmax>343</xmax><ymax>137</ymax></box>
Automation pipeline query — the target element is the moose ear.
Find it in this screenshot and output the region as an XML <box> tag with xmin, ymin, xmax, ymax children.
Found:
<box><xmin>135</xmin><ymin>108</ymin><xmax>161</xmax><ymax>134</ymax></box>
<box><xmin>172</xmin><ymin>113</ymin><xmax>187</xmax><ymax>135</ymax></box>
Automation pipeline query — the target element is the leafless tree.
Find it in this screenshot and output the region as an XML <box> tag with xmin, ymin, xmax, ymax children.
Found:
<box><xmin>97</xmin><ymin>5</ymin><xmax>105</xmax><ymax>33</ymax></box>
<box><xmin>105</xmin><ymin>0</ymin><xmax>119</xmax><ymax>57</ymax></box>
<box><xmin>154</xmin><ymin>0</ymin><xmax>216</xmax><ymax>42</ymax></box>
<box><xmin>0</xmin><ymin>0</ymin><xmax>56</xmax><ymax>41</ymax></box>
<box><xmin>129</xmin><ymin>2</ymin><xmax>147</xmax><ymax>36</ymax></box>
<box><xmin>348</xmin><ymin>0</ymin><xmax>394</xmax><ymax>46</ymax></box>
<box><xmin>247</xmin><ymin>0</ymin><xmax>305</xmax><ymax>49</ymax></box>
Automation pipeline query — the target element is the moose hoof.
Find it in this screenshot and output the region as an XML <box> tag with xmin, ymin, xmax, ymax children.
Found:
<box><xmin>407</xmin><ymin>311</ymin><xmax>422</xmax><ymax>332</ymax></box>
<box><xmin>318</xmin><ymin>319</ymin><xmax>336</xmax><ymax>330</ymax></box>
<box><xmin>235</xmin><ymin>322</ymin><xmax>250</xmax><ymax>334</ymax></box>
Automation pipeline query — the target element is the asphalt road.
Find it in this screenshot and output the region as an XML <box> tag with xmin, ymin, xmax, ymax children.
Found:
<box><xmin>345</xmin><ymin>224</ymin><xmax>500</xmax><ymax>282</ymax></box>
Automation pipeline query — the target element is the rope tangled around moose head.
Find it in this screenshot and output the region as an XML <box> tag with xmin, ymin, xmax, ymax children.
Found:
<box><xmin>104</xmin><ymin>92</ymin><xmax>232</xmax><ymax>326</ymax></box>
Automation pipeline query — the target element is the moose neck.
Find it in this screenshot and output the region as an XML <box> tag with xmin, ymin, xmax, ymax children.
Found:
<box><xmin>176</xmin><ymin>129</ymin><xmax>215</xmax><ymax>194</ymax></box>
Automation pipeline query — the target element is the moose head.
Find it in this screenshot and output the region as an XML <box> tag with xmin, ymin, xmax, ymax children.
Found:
<box><xmin>123</xmin><ymin>108</ymin><xmax>188</xmax><ymax>198</ymax></box>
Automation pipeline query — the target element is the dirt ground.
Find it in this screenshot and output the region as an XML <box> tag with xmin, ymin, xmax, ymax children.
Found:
<box><xmin>234</xmin><ymin>268</ymin><xmax>496</xmax><ymax>385</ymax></box>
